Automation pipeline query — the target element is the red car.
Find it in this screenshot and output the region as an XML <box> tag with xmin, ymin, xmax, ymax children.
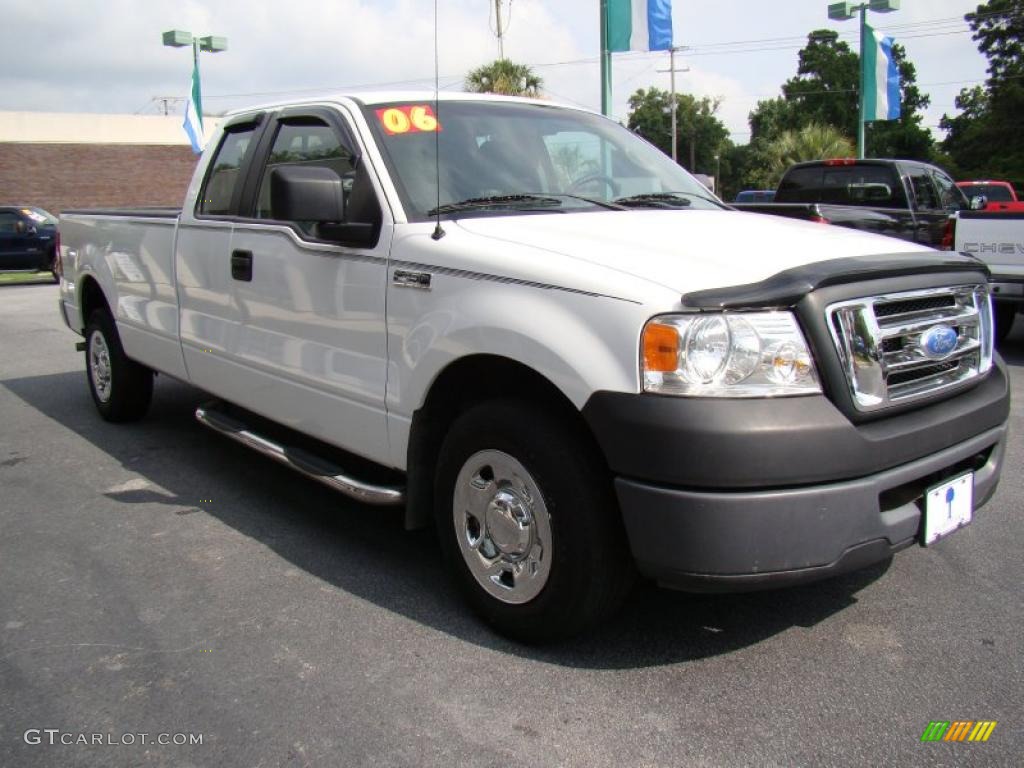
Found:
<box><xmin>956</xmin><ymin>180</ymin><xmax>1024</xmax><ymax>212</ymax></box>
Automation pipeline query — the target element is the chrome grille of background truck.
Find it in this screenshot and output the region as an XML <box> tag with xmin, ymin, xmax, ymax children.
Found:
<box><xmin>827</xmin><ymin>285</ymin><xmax>994</xmax><ymax>412</ymax></box>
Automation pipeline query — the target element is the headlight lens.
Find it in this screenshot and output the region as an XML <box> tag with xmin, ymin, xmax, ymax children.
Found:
<box><xmin>642</xmin><ymin>312</ymin><xmax>821</xmax><ymax>397</ymax></box>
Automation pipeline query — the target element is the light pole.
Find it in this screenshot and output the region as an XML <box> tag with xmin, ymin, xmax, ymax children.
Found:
<box><xmin>827</xmin><ymin>1</ymin><xmax>899</xmax><ymax>159</ymax></box>
<box><xmin>162</xmin><ymin>29</ymin><xmax>227</xmax><ymax>127</ymax></box>
<box><xmin>656</xmin><ymin>46</ymin><xmax>689</xmax><ymax>163</ymax></box>
<box><xmin>714</xmin><ymin>153</ymin><xmax>721</xmax><ymax>194</ymax></box>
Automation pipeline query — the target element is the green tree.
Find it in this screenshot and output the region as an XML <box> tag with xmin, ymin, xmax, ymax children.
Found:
<box><xmin>753</xmin><ymin>123</ymin><xmax>855</xmax><ymax>189</ymax></box>
<box><xmin>626</xmin><ymin>87</ymin><xmax>731</xmax><ymax>175</ymax></box>
<box><xmin>748</xmin><ymin>30</ymin><xmax>932</xmax><ymax>160</ymax></box>
<box><xmin>465</xmin><ymin>59</ymin><xmax>542</xmax><ymax>97</ymax></box>
<box><xmin>941</xmin><ymin>1</ymin><xmax>1024</xmax><ymax>180</ymax></box>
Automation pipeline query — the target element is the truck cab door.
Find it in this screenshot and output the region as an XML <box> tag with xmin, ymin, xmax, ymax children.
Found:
<box><xmin>203</xmin><ymin>108</ymin><xmax>393</xmax><ymax>466</ymax></box>
<box><xmin>177</xmin><ymin>116</ymin><xmax>265</xmax><ymax>390</ymax></box>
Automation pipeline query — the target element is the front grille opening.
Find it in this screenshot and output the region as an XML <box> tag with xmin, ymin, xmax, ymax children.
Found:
<box><xmin>888</xmin><ymin>360</ymin><xmax>959</xmax><ymax>387</ymax></box>
<box><xmin>875</xmin><ymin>295</ymin><xmax>956</xmax><ymax>318</ymax></box>
<box><xmin>827</xmin><ymin>285</ymin><xmax>989</xmax><ymax>412</ymax></box>
<box><xmin>878</xmin><ymin>448</ymin><xmax>993</xmax><ymax>515</ymax></box>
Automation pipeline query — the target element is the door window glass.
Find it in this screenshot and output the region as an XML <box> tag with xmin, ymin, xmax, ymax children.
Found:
<box><xmin>0</xmin><ymin>212</ymin><xmax>19</xmax><ymax>233</ymax></box>
<box><xmin>907</xmin><ymin>169</ymin><xmax>939</xmax><ymax>210</ymax></box>
<box><xmin>198</xmin><ymin>127</ymin><xmax>257</xmax><ymax>216</ymax></box>
<box><xmin>256</xmin><ymin>120</ymin><xmax>356</xmax><ymax>230</ymax></box>
<box><xmin>932</xmin><ymin>171</ymin><xmax>966</xmax><ymax>211</ymax></box>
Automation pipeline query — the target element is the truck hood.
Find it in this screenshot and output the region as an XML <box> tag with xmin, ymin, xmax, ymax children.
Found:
<box><xmin>455</xmin><ymin>209</ymin><xmax>934</xmax><ymax>295</ymax></box>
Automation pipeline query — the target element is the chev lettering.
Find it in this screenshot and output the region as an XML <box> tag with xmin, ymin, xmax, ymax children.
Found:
<box><xmin>962</xmin><ymin>242</ymin><xmax>1024</xmax><ymax>255</ymax></box>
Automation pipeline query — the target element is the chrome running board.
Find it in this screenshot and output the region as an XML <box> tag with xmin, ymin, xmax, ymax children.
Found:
<box><xmin>195</xmin><ymin>404</ymin><xmax>404</xmax><ymax>506</ymax></box>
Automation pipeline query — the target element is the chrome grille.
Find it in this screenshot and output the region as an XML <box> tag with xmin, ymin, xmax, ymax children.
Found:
<box><xmin>827</xmin><ymin>285</ymin><xmax>994</xmax><ymax>412</ymax></box>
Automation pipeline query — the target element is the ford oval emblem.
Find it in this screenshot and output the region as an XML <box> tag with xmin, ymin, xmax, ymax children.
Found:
<box><xmin>920</xmin><ymin>325</ymin><xmax>958</xmax><ymax>359</ymax></box>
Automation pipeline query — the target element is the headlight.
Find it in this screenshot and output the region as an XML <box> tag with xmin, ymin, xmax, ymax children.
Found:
<box><xmin>642</xmin><ymin>312</ymin><xmax>821</xmax><ymax>397</ymax></box>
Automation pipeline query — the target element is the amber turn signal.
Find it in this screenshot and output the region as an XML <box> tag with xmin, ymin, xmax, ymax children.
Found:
<box><xmin>642</xmin><ymin>322</ymin><xmax>680</xmax><ymax>372</ymax></box>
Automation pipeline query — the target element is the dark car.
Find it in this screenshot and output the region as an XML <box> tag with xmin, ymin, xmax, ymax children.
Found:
<box><xmin>0</xmin><ymin>206</ymin><xmax>59</xmax><ymax>279</ymax></box>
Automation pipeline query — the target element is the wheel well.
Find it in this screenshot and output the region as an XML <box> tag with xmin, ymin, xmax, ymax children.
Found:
<box><xmin>79</xmin><ymin>277</ymin><xmax>109</xmax><ymax>328</ymax></box>
<box><xmin>404</xmin><ymin>354</ymin><xmax>604</xmax><ymax>530</ymax></box>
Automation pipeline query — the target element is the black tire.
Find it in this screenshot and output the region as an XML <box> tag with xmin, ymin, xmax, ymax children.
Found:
<box><xmin>994</xmin><ymin>302</ymin><xmax>1017</xmax><ymax>344</ymax></box>
<box><xmin>84</xmin><ymin>309</ymin><xmax>153</xmax><ymax>422</ymax></box>
<box><xmin>435</xmin><ymin>399</ymin><xmax>632</xmax><ymax>643</ymax></box>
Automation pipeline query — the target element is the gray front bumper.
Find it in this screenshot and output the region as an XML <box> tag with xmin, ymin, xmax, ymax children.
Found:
<box><xmin>616</xmin><ymin>422</ymin><xmax>1007</xmax><ymax>592</ymax></box>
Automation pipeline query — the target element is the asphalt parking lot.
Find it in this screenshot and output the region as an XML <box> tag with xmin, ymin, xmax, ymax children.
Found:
<box><xmin>1</xmin><ymin>283</ymin><xmax>1022</xmax><ymax>767</ymax></box>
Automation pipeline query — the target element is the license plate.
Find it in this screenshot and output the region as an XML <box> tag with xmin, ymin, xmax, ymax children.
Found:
<box><xmin>923</xmin><ymin>473</ymin><xmax>974</xmax><ymax>546</ymax></box>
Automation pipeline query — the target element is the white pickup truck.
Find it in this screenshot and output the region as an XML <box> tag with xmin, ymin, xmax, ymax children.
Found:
<box><xmin>58</xmin><ymin>93</ymin><xmax>1010</xmax><ymax>641</ymax></box>
<box><xmin>955</xmin><ymin>210</ymin><xmax>1024</xmax><ymax>341</ymax></box>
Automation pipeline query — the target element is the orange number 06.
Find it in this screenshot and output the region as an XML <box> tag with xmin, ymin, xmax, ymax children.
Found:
<box><xmin>376</xmin><ymin>105</ymin><xmax>440</xmax><ymax>135</ymax></box>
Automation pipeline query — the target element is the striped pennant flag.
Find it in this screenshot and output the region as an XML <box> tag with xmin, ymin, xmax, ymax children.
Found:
<box><xmin>863</xmin><ymin>22</ymin><xmax>901</xmax><ymax>122</ymax></box>
<box><xmin>608</xmin><ymin>0</ymin><xmax>673</xmax><ymax>52</ymax></box>
<box><xmin>183</xmin><ymin>58</ymin><xmax>205</xmax><ymax>154</ymax></box>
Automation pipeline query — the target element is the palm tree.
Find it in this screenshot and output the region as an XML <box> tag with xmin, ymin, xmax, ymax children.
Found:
<box><xmin>465</xmin><ymin>59</ymin><xmax>542</xmax><ymax>97</ymax></box>
<box><xmin>763</xmin><ymin>123</ymin><xmax>854</xmax><ymax>187</ymax></box>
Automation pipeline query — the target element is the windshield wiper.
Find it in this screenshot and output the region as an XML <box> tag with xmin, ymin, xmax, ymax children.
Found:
<box><xmin>540</xmin><ymin>193</ymin><xmax>628</xmax><ymax>211</ymax></box>
<box><xmin>613</xmin><ymin>191</ymin><xmax>724</xmax><ymax>209</ymax></box>
<box><xmin>612</xmin><ymin>193</ymin><xmax>693</xmax><ymax>208</ymax></box>
<box><xmin>427</xmin><ymin>194</ymin><xmax>564</xmax><ymax>216</ymax></box>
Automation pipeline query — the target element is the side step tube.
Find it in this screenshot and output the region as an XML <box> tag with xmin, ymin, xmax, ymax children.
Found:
<box><xmin>195</xmin><ymin>404</ymin><xmax>404</xmax><ymax>506</ymax></box>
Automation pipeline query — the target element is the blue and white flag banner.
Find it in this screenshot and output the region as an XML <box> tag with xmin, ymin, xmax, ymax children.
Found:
<box><xmin>862</xmin><ymin>23</ymin><xmax>901</xmax><ymax>122</ymax></box>
<box><xmin>608</xmin><ymin>0</ymin><xmax>673</xmax><ymax>52</ymax></box>
<box><xmin>183</xmin><ymin>58</ymin><xmax>204</xmax><ymax>154</ymax></box>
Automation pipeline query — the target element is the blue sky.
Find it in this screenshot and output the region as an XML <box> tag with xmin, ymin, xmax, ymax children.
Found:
<box><xmin>0</xmin><ymin>0</ymin><xmax>991</xmax><ymax>144</ymax></box>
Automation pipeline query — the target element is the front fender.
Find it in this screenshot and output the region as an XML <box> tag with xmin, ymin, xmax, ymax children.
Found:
<box><xmin>385</xmin><ymin>274</ymin><xmax>650</xmax><ymax>468</ymax></box>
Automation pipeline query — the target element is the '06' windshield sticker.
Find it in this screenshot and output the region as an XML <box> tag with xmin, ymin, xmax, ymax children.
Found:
<box><xmin>375</xmin><ymin>105</ymin><xmax>442</xmax><ymax>135</ymax></box>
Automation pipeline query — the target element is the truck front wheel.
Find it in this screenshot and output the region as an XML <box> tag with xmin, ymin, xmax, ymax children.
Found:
<box><xmin>84</xmin><ymin>309</ymin><xmax>153</xmax><ymax>422</ymax></box>
<box><xmin>435</xmin><ymin>399</ymin><xmax>631</xmax><ymax>642</ymax></box>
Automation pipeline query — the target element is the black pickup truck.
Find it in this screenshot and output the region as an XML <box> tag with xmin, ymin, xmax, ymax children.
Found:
<box><xmin>733</xmin><ymin>159</ymin><xmax>970</xmax><ymax>249</ymax></box>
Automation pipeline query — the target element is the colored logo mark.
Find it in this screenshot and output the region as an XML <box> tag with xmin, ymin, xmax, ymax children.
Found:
<box><xmin>921</xmin><ymin>720</ymin><xmax>997</xmax><ymax>742</ymax></box>
<box><xmin>920</xmin><ymin>324</ymin><xmax>958</xmax><ymax>359</ymax></box>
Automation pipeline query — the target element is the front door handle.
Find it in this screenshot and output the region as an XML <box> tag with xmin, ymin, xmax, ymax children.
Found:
<box><xmin>231</xmin><ymin>249</ymin><xmax>253</xmax><ymax>281</ymax></box>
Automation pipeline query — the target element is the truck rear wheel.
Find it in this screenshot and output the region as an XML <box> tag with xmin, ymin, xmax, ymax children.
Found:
<box><xmin>85</xmin><ymin>309</ymin><xmax>153</xmax><ymax>422</ymax></box>
<box><xmin>435</xmin><ymin>399</ymin><xmax>631</xmax><ymax>642</ymax></box>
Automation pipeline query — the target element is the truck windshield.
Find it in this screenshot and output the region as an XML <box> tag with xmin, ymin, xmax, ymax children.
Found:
<box><xmin>362</xmin><ymin>100</ymin><xmax>724</xmax><ymax>221</ymax></box>
<box><xmin>959</xmin><ymin>183</ymin><xmax>1014</xmax><ymax>202</ymax></box>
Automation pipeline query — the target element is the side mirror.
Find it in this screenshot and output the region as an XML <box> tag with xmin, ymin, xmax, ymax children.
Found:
<box><xmin>269</xmin><ymin>165</ymin><xmax>377</xmax><ymax>247</ymax></box>
<box><xmin>970</xmin><ymin>195</ymin><xmax>988</xmax><ymax>211</ymax></box>
<box><xmin>270</xmin><ymin>165</ymin><xmax>345</xmax><ymax>223</ymax></box>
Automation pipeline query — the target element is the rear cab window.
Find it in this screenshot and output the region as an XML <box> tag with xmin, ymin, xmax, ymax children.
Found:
<box><xmin>776</xmin><ymin>163</ymin><xmax>906</xmax><ymax>208</ymax></box>
<box><xmin>197</xmin><ymin>123</ymin><xmax>260</xmax><ymax>216</ymax></box>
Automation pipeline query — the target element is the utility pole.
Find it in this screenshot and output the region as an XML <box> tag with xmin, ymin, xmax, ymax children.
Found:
<box><xmin>495</xmin><ymin>0</ymin><xmax>506</xmax><ymax>59</ymax></box>
<box><xmin>656</xmin><ymin>46</ymin><xmax>689</xmax><ymax>163</ymax></box>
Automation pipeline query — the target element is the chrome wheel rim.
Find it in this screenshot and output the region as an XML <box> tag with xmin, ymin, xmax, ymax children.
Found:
<box><xmin>89</xmin><ymin>330</ymin><xmax>112</xmax><ymax>403</ymax></box>
<box><xmin>453</xmin><ymin>449</ymin><xmax>552</xmax><ymax>605</ymax></box>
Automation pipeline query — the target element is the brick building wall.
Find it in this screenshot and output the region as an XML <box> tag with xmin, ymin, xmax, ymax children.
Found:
<box><xmin>0</xmin><ymin>143</ymin><xmax>200</xmax><ymax>214</ymax></box>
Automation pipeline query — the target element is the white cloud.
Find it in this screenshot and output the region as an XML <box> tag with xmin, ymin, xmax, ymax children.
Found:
<box><xmin>0</xmin><ymin>0</ymin><xmax>991</xmax><ymax>145</ymax></box>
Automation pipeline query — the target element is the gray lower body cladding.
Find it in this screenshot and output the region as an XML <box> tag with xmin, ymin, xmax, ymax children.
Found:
<box><xmin>583</xmin><ymin>363</ymin><xmax>1010</xmax><ymax>591</ymax></box>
